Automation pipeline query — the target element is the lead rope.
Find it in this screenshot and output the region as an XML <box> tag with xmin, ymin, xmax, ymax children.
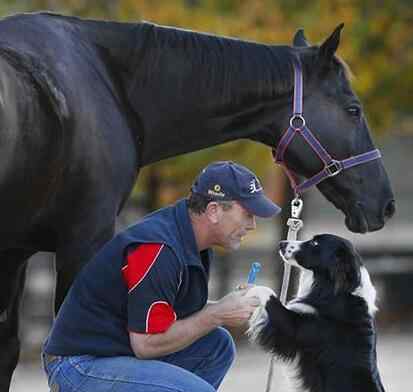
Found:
<box><xmin>265</xmin><ymin>196</ymin><xmax>304</xmax><ymax>392</ymax></box>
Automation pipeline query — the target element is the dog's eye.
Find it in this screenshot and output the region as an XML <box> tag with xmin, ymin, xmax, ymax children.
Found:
<box><xmin>310</xmin><ymin>240</ymin><xmax>319</xmax><ymax>247</ymax></box>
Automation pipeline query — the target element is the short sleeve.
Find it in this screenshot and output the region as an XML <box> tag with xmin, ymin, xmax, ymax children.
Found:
<box><xmin>122</xmin><ymin>243</ymin><xmax>182</xmax><ymax>334</ymax></box>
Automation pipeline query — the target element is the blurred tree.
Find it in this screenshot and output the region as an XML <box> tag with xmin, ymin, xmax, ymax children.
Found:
<box><xmin>29</xmin><ymin>0</ymin><xmax>117</xmax><ymax>17</ymax></box>
<box><xmin>0</xmin><ymin>0</ymin><xmax>27</xmax><ymax>14</ymax></box>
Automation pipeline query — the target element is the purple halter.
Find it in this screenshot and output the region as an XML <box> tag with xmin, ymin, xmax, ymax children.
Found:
<box><xmin>273</xmin><ymin>58</ymin><xmax>382</xmax><ymax>195</ymax></box>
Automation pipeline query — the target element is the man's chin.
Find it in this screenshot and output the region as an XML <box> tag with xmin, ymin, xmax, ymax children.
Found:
<box><xmin>216</xmin><ymin>238</ymin><xmax>242</xmax><ymax>251</ymax></box>
<box><xmin>227</xmin><ymin>241</ymin><xmax>241</xmax><ymax>251</ymax></box>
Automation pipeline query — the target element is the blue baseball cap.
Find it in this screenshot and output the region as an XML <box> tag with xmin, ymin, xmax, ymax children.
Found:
<box><xmin>191</xmin><ymin>161</ymin><xmax>281</xmax><ymax>218</ymax></box>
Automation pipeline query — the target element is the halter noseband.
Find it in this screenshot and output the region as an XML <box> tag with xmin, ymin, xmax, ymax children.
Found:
<box><xmin>273</xmin><ymin>58</ymin><xmax>381</xmax><ymax>195</ymax></box>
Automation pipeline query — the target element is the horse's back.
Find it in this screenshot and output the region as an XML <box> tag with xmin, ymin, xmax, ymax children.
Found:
<box><xmin>0</xmin><ymin>12</ymin><xmax>141</xmax><ymax>240</ymax></box>
<box><xmin>0</xmin><ymin>11</ymin><xmax>146</xmax><ymax>63</ymax></box>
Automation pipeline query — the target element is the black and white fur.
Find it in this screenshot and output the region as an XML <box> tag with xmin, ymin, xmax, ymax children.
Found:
<box><xmin>247</xmin><ymin>234</ymin><xmax>385</xmax><ymax>392</ymax></box>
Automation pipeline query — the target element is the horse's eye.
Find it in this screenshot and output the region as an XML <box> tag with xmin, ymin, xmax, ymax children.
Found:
<box><xmin>310</xmin><ymin>240</ymin><xmax>318</xmax><ymax>247</ymax></box>
<box><xmin>347</xmin><ymin>106</ymin><xmax>361</xmax><ymax>117</ymax></box>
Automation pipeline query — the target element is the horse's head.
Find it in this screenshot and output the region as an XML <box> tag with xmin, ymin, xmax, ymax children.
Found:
<box><xmin>271</xmin><ymin>25</ymin><xmax>395</xmax><ymax>233</ymax></box>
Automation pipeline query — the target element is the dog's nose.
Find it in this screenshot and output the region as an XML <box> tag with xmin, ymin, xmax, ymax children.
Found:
<box><xmin>278</xmin><ymin>241</ymin><xmax>287</xmax><ymax>253</ymax></box>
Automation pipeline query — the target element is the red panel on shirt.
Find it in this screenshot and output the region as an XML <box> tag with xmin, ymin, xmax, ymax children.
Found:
<box><xmin>146</xmin><ymin>301</ymin><xmax>177</xmax><ymax>334</ymax></box>
<box><xmin>122</xmin><ymin>243</ymin><xmax>164</xmax><ymax>293</ymax></box>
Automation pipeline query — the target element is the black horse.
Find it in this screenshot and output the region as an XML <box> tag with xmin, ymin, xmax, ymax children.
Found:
<box><xmin>0</xmin><ymin>12</ymin><xmax>394</xmax><ymax>390</ymax></box>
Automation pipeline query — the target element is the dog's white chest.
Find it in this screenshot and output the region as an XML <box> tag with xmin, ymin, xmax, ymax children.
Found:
<box><xmin>275</xmin><ymin>356</ymin><xmax>310</xmax><ymax>392</ymax></box>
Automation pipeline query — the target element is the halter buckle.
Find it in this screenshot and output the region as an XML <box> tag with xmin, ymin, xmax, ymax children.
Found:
<box><xmin>325</xmin><ymin>160</ymin><xmax>343</xmax><ymax>177</ymax></box>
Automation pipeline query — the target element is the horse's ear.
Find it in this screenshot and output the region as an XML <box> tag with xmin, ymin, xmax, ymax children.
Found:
<box><xmin>293</xmin><ymin>28</ymin><xmax>310</xmax><ymax>47</ymax></box>
<box><xmin>318</xmin><ymin>23</ymin><xmax>344</xmax><ymax>66</ymax></box>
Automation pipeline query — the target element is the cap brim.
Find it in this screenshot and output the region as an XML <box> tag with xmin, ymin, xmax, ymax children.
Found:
<box><xmin>240</xmin><ymin>194</ymin><xmax>282</xmax><ymax>218</ymax></box>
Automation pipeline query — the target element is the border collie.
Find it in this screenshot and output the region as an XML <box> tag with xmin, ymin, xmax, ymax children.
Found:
<box><xmin>247</xmin><ymin>234</ymin><xmax>385</xmax><ymax>392</ymax></box>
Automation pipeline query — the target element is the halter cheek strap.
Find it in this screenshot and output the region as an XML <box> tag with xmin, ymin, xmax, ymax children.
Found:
<box><xmin>273</xmin><ymin>58</ymin><xmax>382</xmax><ymax>195</ymax></box>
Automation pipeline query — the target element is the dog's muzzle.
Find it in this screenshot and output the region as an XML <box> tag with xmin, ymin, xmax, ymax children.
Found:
<box><xmin>278</xmin><ymin>240</ymin><xmax>303</xmax><ymax>267</ymax></box>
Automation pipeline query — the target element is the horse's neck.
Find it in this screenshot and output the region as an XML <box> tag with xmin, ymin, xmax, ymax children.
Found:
<box><xmin>89</xmin><ymin>21</ymin><xmax>296</xmax><ymax>165</ymax></box>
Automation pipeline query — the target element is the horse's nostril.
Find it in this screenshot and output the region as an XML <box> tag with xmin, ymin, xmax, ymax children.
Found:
<box><xmin>383</xmin><ymin>199</ymin><xmax>396</xmax><ymax>220</ymax></box>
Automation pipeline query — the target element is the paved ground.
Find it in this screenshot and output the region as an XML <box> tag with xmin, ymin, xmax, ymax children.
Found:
<box><xmin>10</xmin><ymin>331</ymin><xmax>413</xmax><ymax>391</ymax></box>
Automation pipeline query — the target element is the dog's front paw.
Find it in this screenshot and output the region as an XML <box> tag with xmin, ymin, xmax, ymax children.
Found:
<box><xmin>245</xmin><ymin>286</ymin><xmax>277</xmax><ymax>304</ymax></box>
<box><xmin>245</xmin><ymin>286</ymin><xmax>276</xmax><ymax>341</ymax></box>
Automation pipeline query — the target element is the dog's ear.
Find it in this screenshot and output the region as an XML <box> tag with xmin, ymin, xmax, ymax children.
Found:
<box><xmin>331</xmin><ymin>244</ymin><xmax>361</xmax><ymax>294</ymax></box>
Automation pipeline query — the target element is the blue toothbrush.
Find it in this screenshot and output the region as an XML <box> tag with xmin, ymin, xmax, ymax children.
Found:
<box><xmin>247</xmin><ymin>262</ymin><xmax>261</xmax><ymax>285</ymax></box>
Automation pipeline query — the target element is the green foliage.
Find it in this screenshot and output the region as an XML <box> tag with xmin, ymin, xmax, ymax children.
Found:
<box><xmin>0</xmin><ymin>0</ymin><xmax>27</xmax><ymax>15</ymax></box>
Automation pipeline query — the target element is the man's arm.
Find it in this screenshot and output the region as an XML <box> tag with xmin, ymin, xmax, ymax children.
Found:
<box><xmin>130</xmin><ymin>289</ymin><xmax>259</xmax><ymax>359</ymax></box>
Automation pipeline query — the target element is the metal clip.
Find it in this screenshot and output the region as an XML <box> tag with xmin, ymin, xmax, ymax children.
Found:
<box><xmin>287</xmin><ymin>217</ymin><xmax>304</xmax><ymax>232</ymax></box>
<box><xmin>291</xmin><ymin>197</ymin><xmax>303</xmax><ymax>219</ymax></box>
<box><xmin>287</xmin><ymin>197</ymin><xmax>304</xmax><ymax>235</ymax></box>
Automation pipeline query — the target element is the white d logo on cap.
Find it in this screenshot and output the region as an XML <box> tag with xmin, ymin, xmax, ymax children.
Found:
<box><xmin>249</xmin><ymin>179</ymin><xmax>263</xmax><ymax>194</ymax></box>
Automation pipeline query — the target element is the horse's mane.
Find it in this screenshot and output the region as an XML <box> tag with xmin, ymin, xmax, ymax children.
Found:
<box><xmin>131</xmin><ymin>22</ymin><xmax>296</xmax><ymax>104</ymax></box>
<box><xmin>336</xmin><ymin>56</ymin><xmax>354</xmax><ymax>81</ymax></box>
<box><xmin>32</xmin><ymin>14</ymin><xmax>353</xmax><ymax>107</ymax></box>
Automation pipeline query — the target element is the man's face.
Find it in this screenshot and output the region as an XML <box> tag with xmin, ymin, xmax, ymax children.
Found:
<box><xmin>215</xmin><ymin>201</ymin><xmax>256</xmax><ymax>250</ymax></box>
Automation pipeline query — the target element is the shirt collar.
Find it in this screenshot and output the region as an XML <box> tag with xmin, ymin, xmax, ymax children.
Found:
<box><xmin>174</xmin><ymin>199</ymin><xmax>212</xmax><ymax>267</ymax></box>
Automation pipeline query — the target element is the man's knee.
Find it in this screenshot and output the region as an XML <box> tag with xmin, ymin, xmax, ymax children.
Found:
<box><xmin>209</xmin><ymin>327</ymin><xmax>236</xmax><ymax>366</ymax></box>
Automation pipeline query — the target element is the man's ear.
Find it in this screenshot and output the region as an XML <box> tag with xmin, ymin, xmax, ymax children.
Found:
<box><xmin>205</xmin><ymin>202</ymin><xmax>223</xmax><ymax>224</ymax></box>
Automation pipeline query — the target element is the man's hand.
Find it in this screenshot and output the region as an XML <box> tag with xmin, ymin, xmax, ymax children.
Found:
<box><xmin>205</xmin><ymin>289</ymin><xmax>260</xmax><ymax>328</ymax></box>
<box><xmin>130</xmin><ymin>288</ymin><xmax>260</xmax><ymax>359</ymax></box>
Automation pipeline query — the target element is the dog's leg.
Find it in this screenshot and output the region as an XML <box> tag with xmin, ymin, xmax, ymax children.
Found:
<box><xmin>252</xmin><ymin>295</ymin><xmax>305</xmax><ymax>361</ymax></box>
<box><xmin>245</xmin><ymin>286</ymin><xmax>276</xmax><ymax>340</ymax></box>
<box><xmin>247</xmin><ymin>286</ymin><xmax>322</xmax><ymax>362</ymax></box>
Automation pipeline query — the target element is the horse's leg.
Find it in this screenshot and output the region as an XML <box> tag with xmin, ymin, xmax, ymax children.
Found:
<box><xmin>0</xmin><ymin>249</ymin><xmax>35</xmax><ymax>392</ymax></box>
<box><xmin>54</xmin><ymin>220</ymin><xmax>116</xmax><ymax>313</ymax></box>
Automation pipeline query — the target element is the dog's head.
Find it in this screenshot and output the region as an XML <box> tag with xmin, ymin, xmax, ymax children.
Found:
<box><xmin>279</xmin><ymin>234</ymin><xmax>362</xmax><ymax>295</ymax></box>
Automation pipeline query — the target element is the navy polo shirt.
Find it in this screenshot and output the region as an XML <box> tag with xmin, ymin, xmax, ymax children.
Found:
<box><xmin>44</xmin><ymin>199</ymin><xmax>212</xmax><ymax>357</ymax></box>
